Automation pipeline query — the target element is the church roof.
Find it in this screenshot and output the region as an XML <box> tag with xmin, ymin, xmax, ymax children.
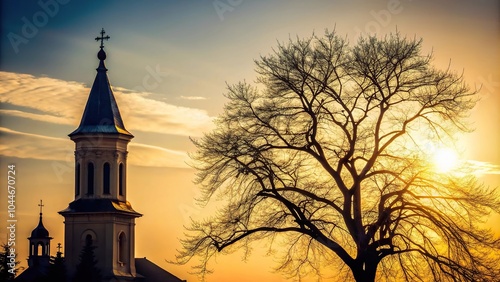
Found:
<box><xmin>135</xmin><ymin>258</ymin><xmax>187</xmax><ymax>282</ymax></box>
<box><xmin>59</xmin><ymin>198</ymin><xmax>142</xmax><ymax>217</ymax></box>
<box><xmin>13</xmin><ymin>265</ymin><xmax>48</xmax><ymax>282</ymax></box>
<box><xmin>15</xmin><ymin>258</ymin><xmax>186</xmax><ymax>282</ymax></box>
<box><xmin>29</xmin><ymin>213</ymin><xmax>51</xmax><ymax>239</ymax></box>
<box><xmin>69</xmin><ymin>46</ymin><xmax>133</xmax><ymax>138</ymax></box>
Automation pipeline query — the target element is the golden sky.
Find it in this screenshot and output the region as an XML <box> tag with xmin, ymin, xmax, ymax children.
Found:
<box><xmin>1</xmin><ymin>1</ymin><xmax>499</xmax><ymax>281</ymax></box>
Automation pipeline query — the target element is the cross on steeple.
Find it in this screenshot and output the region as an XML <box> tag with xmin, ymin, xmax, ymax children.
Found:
<box><xmin>38</xmin><ymin>199</ymin><xmax>44</xmax><ymax>215</ymax></box>
<box><xmin>57</xmin><ymin>243</ymin><xmax>62</xmax><ymax>252</ymax></box>
<box><xmin>95</xmin><ymin>28</ymin><xmax>110</xmax><ymax>49</ymax></box>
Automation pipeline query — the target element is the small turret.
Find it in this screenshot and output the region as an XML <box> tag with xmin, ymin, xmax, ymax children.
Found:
<box><xmin>27</xmin><ymin>200</ymin><xmax>52</xmax><ymax>268</ymax></box>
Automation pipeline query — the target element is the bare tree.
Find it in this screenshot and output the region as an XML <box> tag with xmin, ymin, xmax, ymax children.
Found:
<box><xmin>176</xmin><ymin>31</ymin><xmax>500</xmax><ymax>281</ymax></box>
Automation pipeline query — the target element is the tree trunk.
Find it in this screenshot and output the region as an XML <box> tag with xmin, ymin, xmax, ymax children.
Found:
<box><xmin>351</xmin><ymin>260</ymin><xmax>378</xmax><ymax>282</ymax></box>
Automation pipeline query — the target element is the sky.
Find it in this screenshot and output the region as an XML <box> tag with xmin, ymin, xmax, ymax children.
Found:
<box><xmin>0</xmin><ymin>0</ymin><xmax>499</xmax><ymax>281</ymax></box>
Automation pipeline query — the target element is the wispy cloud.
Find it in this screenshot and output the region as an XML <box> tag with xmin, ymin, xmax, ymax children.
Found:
<box><xmin>0</xmin><ymin>71</ymin><xmax>214</xmax><ymax>137</ymax></box>
<box><xmin>115</xmin><ymin>91</ymin><xmax>213</xmax><ymax>137</ymax></box>
<box><xmin>179</xmin><ymin>96</ymin><xmax>207</xmax><ymax>100</ymax></box>
<box><xmin>464</xmin><ymin>160</ymin><xmax>500</xmax><ymax>176</ymax></box>
<box><xmin>128</xmin><ymin>143</ymin><xmax>190</xmax><ymax>168</ymax></box>
<box><xmin>0</xmin><ymin>72</ymin><xmax>86</xmax><ymax>124</ymax></box>
<box><xmin>0</xmin><ymin>109</ymin><xmax>74</xmax><ymax>125</ymax></box>
<box><xmin>0</xmin><ymin>127</ymin><xmax>73</xmax><ymax>161</ymax></box>
<box><xmin>0</xmin><ymin>127</ymin><xmax>189</xmax><ymax>168</ymax></box>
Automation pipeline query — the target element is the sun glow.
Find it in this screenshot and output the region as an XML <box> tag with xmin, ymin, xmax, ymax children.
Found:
<box><xmin>433</xmin><ymin>148</ymin><xmax>460</xmax><ymax>173</ymax></box>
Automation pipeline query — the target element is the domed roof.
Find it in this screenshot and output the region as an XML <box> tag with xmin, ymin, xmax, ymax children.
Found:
<box><xmin>30</xmin><ymin>213</ymin><xmax>50</xmax><ymax>238</ymax></box>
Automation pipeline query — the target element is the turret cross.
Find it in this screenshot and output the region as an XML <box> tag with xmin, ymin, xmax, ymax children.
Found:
<box><xmin>38</xmin><ymin>199</ymin><xmax>44</xmax><ymax>214</ymax></box>
<box><xmin>95</xmin><ymin>28</ymin><xmax>110</xmax><ymax>48</ymax></box>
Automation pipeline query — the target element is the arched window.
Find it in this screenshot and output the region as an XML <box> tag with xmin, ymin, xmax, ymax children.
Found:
<box><xmin>87</xmin><ymin>163</ymin><xmax>94</xmax><ymax>195</ymax></box>
<box><xmin>103</xmin><ymin>162</ymin><xmax>110</xmax><ymax>194</ymax></box>
<box><xmin>118</xmin><ymin>233</ymin><xmax>126</xmax><ymax>265</ymax></box>
<box><xmin>118</xmin><ymin>163</ymin><xmax>124</xmax><ymax>196</ymax></box>
<box><xmin>37</xmin><ymin>242</ymin><xmax>43</xmax><ymax>256</ymax></box>
<box><xmin>85</xmin><ymin>234</ymin><xmax>93</xmax><ymax>246</ymax></box>
<box><xmin>76</xmin><ymin>163</ymin><xmax>80</xmax><ymax>196</ymax></box>
<box><xmin>82</xmin><ymin>230</ymin><xmax>97</xmax><ymax>247</ymax></box>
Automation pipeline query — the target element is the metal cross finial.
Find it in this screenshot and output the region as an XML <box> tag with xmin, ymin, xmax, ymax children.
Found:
<box><xmin>57</xmin><ymin>243</ymin><xmax>62</xmax><ymax>252</ymax></box>
<box><xmin>38</xmin><ymin>199</ymin><xmax>44</xmax><ymax>214</ymax></box>
<box><xmin>95</xmin><ymin>28</ymin><xmax>110</xmax><ymax>49</ymax></box>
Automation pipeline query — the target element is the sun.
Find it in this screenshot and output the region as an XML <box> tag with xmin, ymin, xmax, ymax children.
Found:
<box><xmin>432</xmin><ymin>148</ymin><xmax>459</xmax><ymax>173</ymax></box>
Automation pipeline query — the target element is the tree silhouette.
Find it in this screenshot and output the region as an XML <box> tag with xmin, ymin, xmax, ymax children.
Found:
<box><xmin>43</xmin><ymin>244</ymin><xmax>67</xmax><ymax>282</ymax></box>
<box><xmin>177</xmin><ymin>31</ymin><xmax>500</xmax><ymax>281</ymax></box>
<box><xmin>0</xmin><ymin>243</ymin><xmax>19</xmax><ymax>281</ymax></box>
<box><xmin>73</xmin><ymin>237</ymin><xmax>101</xmax><ymax>282</ymax></box>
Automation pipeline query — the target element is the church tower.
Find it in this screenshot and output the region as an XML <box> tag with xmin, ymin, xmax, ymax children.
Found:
<box><xmin>28</xmin><ymin>200</ymin><xmax>52</xmax><ymax>269</ymax></box>
<box><xmin>59</xmin><ymin>29</ymin><xmax>142</xmax><ymax>281</ymax></box>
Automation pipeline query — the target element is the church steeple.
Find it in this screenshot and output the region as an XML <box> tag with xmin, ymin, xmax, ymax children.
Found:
<box><xmin>60</xmin><ymin>29</ymin><xmax>141</xmax><ymax>281</ymax></box>
<box><xmin>70</xmin><ymin>28</ymin><xmax>132</xmax><ymax>138</ymax></box>
<box><xmin>67</xmin><ymin>28</ymin><xmax>135</xmax><ymax>201</ymax></box>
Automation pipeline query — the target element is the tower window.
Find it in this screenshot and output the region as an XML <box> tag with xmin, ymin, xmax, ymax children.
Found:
<box><xmin>118</xmin><ymin>163</ymin><xmax>124</xmax><ymax>196</ymax></box>
<box><xmin>76</xmin><ymin>163</ymin><xmax>80</xmax><ymax>196</ymax></box>
<box><xmin>103</xmin><ymin>163</ymin><xmax>110</xmax><ymax>194</ymax></box>
<box><xmin>118</xmin><ymin>232</ymin><xmax>126</xmax><ymax>265</ymax></box>
<box><xmin>87</xmin><ymin>163</ymin><xmax>94</xmax><ymax>195</ymax></box>
<box><xmin>37</xmin><ymin>242</ymin><xmax>43</xmax><ymax>256</ymax></box>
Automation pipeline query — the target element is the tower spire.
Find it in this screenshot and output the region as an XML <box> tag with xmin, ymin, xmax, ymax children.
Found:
<box><xmin>69</xmin><ymin>28</ymin><xmax>132</xmax><ymax>137</ymax></box>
